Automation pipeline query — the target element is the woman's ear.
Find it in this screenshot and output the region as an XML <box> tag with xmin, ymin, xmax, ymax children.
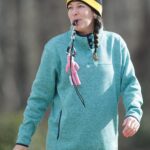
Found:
<box><xmin>94</xmin><ymin>13</ymin><xmax>98</xmax><ymax>19</ymax></box>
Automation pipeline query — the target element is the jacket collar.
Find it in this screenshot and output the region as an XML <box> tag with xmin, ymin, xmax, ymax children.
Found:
<box><xmin>67</xmin><ymin>27</ymin><xmax>104</xmax><ymax>49</ymax></box>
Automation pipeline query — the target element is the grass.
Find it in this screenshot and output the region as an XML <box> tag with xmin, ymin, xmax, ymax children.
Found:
<box><xmin>0</xmin><ymin>112</ymin><xmax>47</xmax><ymax>150</ymax></box>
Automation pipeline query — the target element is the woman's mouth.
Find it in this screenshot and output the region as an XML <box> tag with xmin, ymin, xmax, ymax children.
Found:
<box><xmin>72</xmin><ymin>20</ymin><xmax>78</xmax><ymax>26</ymax></box>
<box><xmin>72</xmin><ymin>19</ymin><xmax>81</xmax><ymax>26</ymax></box>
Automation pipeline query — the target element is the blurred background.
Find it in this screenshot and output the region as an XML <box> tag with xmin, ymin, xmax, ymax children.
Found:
<box><xmin>0</xmin><ymin>0</ymin><xmax>150</xmax><ymax>149</ymax></box>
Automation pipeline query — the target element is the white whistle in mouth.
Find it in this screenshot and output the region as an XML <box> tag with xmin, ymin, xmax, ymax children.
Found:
<box><xmin>72</xmin><ymin>20</ymin><xmax>78</xmax><ymax>26</ymax></box>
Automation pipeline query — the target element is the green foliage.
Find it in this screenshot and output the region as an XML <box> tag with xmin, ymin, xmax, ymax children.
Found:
<box><xmin>0</xmin><ymin>112</ymin><xmax>22</xmax><ymax>150</ymax></box>
<box><xmin>0</xmin><ymin>112</ymin><xmax>47</xmax><ymax>150</ymax></box>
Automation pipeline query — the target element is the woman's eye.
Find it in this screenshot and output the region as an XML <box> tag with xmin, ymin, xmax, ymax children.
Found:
<box><xmin>78</xmin><ymin>4</ymin><xmax>84</xmax><ymax>8</ymax></box>
<box><xmin>68</xmin><ymin>6</ymin><xmax>73</xmax><ymax>10</ymax></box>
<box><xmin>68</xmin><ymin>7</ymin><xmax>71</xmax><ymax>10</ymax></box>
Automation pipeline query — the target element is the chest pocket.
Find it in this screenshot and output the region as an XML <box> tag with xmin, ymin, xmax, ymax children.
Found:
<box><xmin>78</xmin><ymin>60</ymin><xmax>114</xmax><ymax>95</ymax></box>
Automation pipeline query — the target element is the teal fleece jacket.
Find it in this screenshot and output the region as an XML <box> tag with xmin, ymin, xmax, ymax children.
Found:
<box><xmin>16</xmin><ymin>29</ymin><xmax>143</xmax><ymax>150</ymax></box>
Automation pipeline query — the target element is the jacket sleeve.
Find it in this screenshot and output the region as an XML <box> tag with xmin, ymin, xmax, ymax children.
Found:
<box><xmin>16</xmin><ymin>41</ymin><xmax>59</xmax><ymax>145</ymax></box>
<box><xmin>120</xmin><ymin>39</ymin><xmax>143</xmax><ymax>122</ymax></box>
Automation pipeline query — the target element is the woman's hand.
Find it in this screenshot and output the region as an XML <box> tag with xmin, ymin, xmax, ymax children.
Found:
<box><xmin>122</xmin><ymin>116</ymin><xmax>140</xmax><ymax>138</ymax></box>
<box><xmin>13</xmin><ymin>145</ymin><xmax>28</xmax><ymax>150</ymax></box>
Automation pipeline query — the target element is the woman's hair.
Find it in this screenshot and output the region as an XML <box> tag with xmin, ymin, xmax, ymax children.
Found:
<box><xmin>67</xmin><ymin>0</ymin><xmax>103</xmax><ymax>61</ymax></box>
<box><xmin>93</xmin><ymin>14</ymin><xmax>103</xmax><ymax>61</ymax></box>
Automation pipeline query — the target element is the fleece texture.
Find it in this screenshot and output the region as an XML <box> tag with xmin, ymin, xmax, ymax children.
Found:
<box><xmin>16</xmin><ymin>29</ymin><xmax>143</xmax><ymax>150</ymax></box>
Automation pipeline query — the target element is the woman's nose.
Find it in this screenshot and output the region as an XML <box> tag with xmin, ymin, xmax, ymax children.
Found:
<box><xmin>72</xmin><ymin>8</ymin><xmax>78</xmax><ymax>16</ymax></box>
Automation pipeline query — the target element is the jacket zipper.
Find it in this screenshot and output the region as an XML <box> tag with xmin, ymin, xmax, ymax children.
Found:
<box><xmin>57</xmin><ymin>110</ymin><xmax>62</xmax><ymax>140</ymax></box>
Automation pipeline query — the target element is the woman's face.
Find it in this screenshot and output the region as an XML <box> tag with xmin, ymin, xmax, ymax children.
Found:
<box><xmin>67</xmin><ymin>1</ymin><xmax>95</xmax><ymax>35</ymax></box>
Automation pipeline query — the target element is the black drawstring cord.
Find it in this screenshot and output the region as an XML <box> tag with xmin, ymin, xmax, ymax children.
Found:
<box><xmin>67</xmin><ymin>21</ymin><xmax>86</xmax><ymax>107</ymax></box>
<box><xmin>69</xmin><ymin>53</ymin><xmax>86</xmax><ymax>108</ymax></box>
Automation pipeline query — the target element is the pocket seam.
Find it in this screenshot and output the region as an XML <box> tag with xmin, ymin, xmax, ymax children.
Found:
<box><xmin>57</xmin><ymin>110</ymin><xmax>62</xmax><ymax>140</ymax></box>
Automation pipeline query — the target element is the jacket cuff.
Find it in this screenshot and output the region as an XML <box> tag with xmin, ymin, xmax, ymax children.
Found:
<box><xmin>125</xmin><ymin>108</ymin><xmax>143</xmax><ymax>123</ymax></box>
<box><xmin>16</xmin><ymin>143</ymin><xmax>29</xmax><ymax>147</ymax></box>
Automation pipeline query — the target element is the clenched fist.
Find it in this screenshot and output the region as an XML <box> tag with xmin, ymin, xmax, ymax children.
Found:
<box><xmin>122</xmin><ymin>116</ymin><xmax>140</xmax><ymax>138</ymax></box>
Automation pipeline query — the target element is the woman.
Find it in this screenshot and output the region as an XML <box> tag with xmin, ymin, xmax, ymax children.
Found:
<box><xmin>13</xmin><ymin>0</ymin><xmax>143</xmax><ymax>150</ymax></box>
